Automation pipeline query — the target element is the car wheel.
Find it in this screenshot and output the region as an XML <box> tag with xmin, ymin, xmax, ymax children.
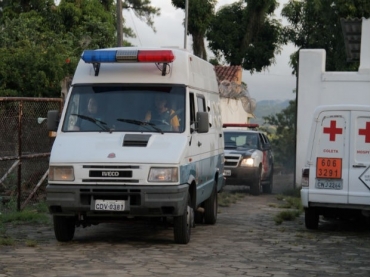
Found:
<box><xmin>173</xmin><ymin>192</ymin><xmax>193</xmax><ymax>244</ymax></box>
<box><xmin>250</xmin><ymin>167</ymin><xmax>262</xmax><ymax>196</ymax></box>
<box><xmin>204</xmin><ymin>182</ymin><xmax>218</xmax><ymax>225</ymax></box>
<box><xmin>305</xmin><ymin>208</ymin><xmax>319</xmax><ymax>229</ymax></box>
<box><xmin>263</xmin><ymin>172</ymin><xmax>274</xmax><ymax>194</ymax></box>
<box><xmin>53</xmin><ymin>216</ymin><xmax>75</xmax><ymax>242</ymax></box>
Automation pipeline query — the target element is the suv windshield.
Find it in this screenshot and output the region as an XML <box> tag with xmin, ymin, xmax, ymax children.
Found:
<box><xmin>62</xmin><ymin>85</ymin><xmax>185</xmax><ymax>133</ymax></box>
<box><xmin>224</xmin><ymin>132</ymin><xmax>259</xmax><ymax>149</ymax></box>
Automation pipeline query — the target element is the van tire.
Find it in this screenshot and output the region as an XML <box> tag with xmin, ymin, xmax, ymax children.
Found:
<box><xmin>173</xmin><ymin>193</ymin><xmax>193</xmax><ymax>244</ymax></box>
<box><xmin>204</xmin><ymin>183</ymin><xmax>218</xmax><ymax>225</ymax></box>
<box><xmin>305</xmin><ymin>208</ymin><xmax>319</xmax><ymax>229</ymax></box>
<box><xmin>53</xmin><ymin>216</ymin><xmax>75</xmax><ymax>242</ymax></box>
<box><xmin>250</xmin><ymin>167</ymin><xmax>262</xmax><ymax>196</ymax></box>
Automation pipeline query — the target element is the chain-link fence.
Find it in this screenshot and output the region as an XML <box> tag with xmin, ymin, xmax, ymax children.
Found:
<box><xmin>0</xmin><ymin>97</ymin><xmax>63</xmax><ymax>211</ymax></box>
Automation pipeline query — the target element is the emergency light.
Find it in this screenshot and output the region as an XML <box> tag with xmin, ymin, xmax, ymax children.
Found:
<box><xmin>81</xmin><ymin>49</ymin><xmax>175</xmax><ymax>76</ymax></box>
<box><xmin>223</xmin><ymin>123</ymin><xmax>259</xmax><ymax>129</ymax></box>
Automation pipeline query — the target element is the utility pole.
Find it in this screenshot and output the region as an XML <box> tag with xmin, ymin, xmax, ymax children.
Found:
<box><xmin>116</xmin><ymin>0</ymin><xmax>123</xmax><ymax>47</ymax></box>
<box><xmin>184</xmin><ymin>0</ymin><xmax>188</xmax><ymax>49</ymax></box>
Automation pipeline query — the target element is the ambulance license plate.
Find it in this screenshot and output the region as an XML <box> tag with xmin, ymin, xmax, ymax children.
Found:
<box><xmin>315</xmin><ymin>179</ymin><xmax>343</xmax><ymax>190</ymax></box>
<box><xmin>224</xmin><ymin>170</ymin><xmax>231</xmax><ymax>176</ymax></box>
<box><xmin>93</xmin><ymin>200</ymin><xmax>126</xmax><ymax>211</ymax></box>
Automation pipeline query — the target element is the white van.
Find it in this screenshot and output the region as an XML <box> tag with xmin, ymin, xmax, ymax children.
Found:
<box><xmin>301</xmin><ymin>105</ymin><xmax>370</xmax><ymax>229</ymax></box>
<box><xmin>46</xmin><ymin>47</ymin><xmax>225</xmax><ymax>244</ymax></box>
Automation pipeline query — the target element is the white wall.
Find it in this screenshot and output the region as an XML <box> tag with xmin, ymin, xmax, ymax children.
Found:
<box><xmin>296</xmin><ymin>18</ymin><xmax>370</xmax><ymax>186</ymax></box>
<box><xmin>220</xmin><ymin>98</ymin><xmax>253</xmax><ymax>124</ymax></box>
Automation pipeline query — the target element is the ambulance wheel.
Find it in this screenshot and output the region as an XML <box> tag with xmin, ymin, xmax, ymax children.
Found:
<box><xmin>305</xmin><ymin>208</ymin><xmax>319</xmax><ymax>229</ymax></box>
<box><xmin>204</xmin><ymin>183</ymin><xmax>218</xmax><ymax>225</ymax></box>
<box><xmin>173</xmin><ymin>193</ymin><xmax>193</xmax><ymax>244</ymax></box>
<box><xmin>53</xmin><ymin>216</ymin><xmax>75</xmax><ymax>242</ymax></box>
<box><xmin>250</xmin><ymin>167</ymin><xmax>262</xmax><ymax>196</ymax></box>
<box><xmin>263</xmin><ymin>172</ymin><xmax>273</xmax><ymax>194</ymax></box>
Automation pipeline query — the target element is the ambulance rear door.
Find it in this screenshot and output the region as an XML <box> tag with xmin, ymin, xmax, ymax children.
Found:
<box><xmin>348</xmin><ymin>110</ymin><xmax>370</xmax><ymax>205</ymax></box>
<box><xmin>308</xmin><ymin>110</ymin><xmax>350</xmax><ymax>204</ymax></box>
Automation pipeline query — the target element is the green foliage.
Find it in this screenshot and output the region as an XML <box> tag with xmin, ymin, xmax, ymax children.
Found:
<box><xmin>218</xmin><ymin>191</ymin><xmax>245</xmax><ymax>207</ymax></box>
<box><xmin>0</xmin><ymin>0</ymin><xmax>160</xmax><ymax>97</ymax></box>
<box><xmin>207</xmin><ymin>0</ymin><xmax>284</xmax><ymax>72</ymax></box>
<box><xmin>281</xmin><ymin>0</ymin><xmax>370</xmax><ymax>74</ymax></box>
<box><xmin>274</xmin><ymin>209</ymin><xmax>301</xmax><ymax>224</ymax></box>
<box><xmin>263</xmin><ymin>100</ymin><xmax>296</xmax><ymax>171</ymax></box>
<box><xmin>172</xmin><ymin>0</ymin><xmax>217</xmax><ymax>60</ymax></box>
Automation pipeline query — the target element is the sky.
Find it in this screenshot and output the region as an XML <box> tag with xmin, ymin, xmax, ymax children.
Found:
<box><xmin>123</xmin><ymin>0</ymin><xmax>298</xmax><ymax>102</ymax></box>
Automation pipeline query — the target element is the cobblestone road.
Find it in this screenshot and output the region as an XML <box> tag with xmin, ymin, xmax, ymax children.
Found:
<box><xmin>1</xmin><ymin>182</ymin><xmax>370</xmax><ymax>277</ymax></box>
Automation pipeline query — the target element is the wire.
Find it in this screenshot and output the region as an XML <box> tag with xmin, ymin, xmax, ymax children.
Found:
<box><xmin>129</xmin><ymin>9</ymin><xmax>142</xmax><ymax>46</ymax></box>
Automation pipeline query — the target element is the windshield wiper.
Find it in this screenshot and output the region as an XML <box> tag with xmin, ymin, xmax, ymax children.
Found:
<box><xmin>116</xmin><ymin>118</ymin><xmax>164</xmax><ymax>134</ymax></box>
<box><xmin>72</xmin><ymin>113</ymin><xmax>111</xmax><ymax>132</ymax></box>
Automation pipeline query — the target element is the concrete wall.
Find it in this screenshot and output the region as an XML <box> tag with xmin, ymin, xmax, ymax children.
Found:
<box><xmin>220</xmin><ymin>98</ymin><xmax>253</xmax><ymax>124</ymax></box>
<box><xmin>296</xmin><ymin>18</ymin><xmax>370</xmax><ymax>186</ymax></box>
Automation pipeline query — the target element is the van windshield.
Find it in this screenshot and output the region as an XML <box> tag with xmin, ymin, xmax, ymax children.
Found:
<box><xmin>62</xmin><ymin>85</ymin><xmax>186</xmax><ymax>133</ymax></box>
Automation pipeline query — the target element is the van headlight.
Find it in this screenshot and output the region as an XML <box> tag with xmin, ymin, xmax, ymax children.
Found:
<box><xmin>49</xmin><ymin>166</ymin><xmax>75</xmax><ymax>181</ymax></box>
<box><xmin>148</xmin><ymin>167</ymin><xmax>178</xmax><ymax>182</ymax></box>
<box><xmin>241</xmin><ymin>158</ymin><xmax>254</xmax><ymax>167</ymax></box>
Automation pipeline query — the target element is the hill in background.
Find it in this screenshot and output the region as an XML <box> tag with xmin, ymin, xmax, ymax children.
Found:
<box><xmin>250</xmin><ymin>99</ymin><xmax>291</xmax><ymax>125</ymax></box>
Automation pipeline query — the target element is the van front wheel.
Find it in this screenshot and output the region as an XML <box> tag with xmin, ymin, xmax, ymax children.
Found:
<box><xmin>204</xmin><ymin>183</ymin><xmax>218</xmax><ymax>224</ymax></box>
<box><xmin>53</xmin><ymin>216</ymin><xmax>75</xmax><ymax>242</ymax></box>
<box><xmin>305</xmin><ymin>208</ymin><xmax>319</xmax><ymax>229</ymax></box>
<box><xmin>173</xmin><ymin>193</ymin><xmax>193</xmax><ymax>244</ymax></box>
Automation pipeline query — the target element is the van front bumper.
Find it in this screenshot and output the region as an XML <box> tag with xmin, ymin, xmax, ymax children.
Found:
<box><xmin>46</xmin><ymin>184</ymin><xmax>188</xmax><ymax>218</ymax></box>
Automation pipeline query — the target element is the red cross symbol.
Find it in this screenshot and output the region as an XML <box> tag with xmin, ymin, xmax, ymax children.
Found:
<box><xmin>323</xmin><ymin>120</ymin><xmax>342</xmax><ymax>141</ymax></box>
<box><xmin>359</xmin><ymin>122</ymin><xmax>370</xmax><ymax>143</ymax></box>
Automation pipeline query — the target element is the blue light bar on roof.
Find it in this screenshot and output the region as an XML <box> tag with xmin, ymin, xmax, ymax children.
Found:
<box><xmin>81</xmin><ymin>50</ymin><xmax>138</xmax><ymax>63</ymax></box>
<box><xmin>81</xmin><ymin>49</ymin><xmax>175</xmax><ymax>64</ymax></box>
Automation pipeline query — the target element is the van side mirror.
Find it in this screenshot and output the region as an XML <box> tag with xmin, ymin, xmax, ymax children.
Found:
<box><xmin>47</xmin><ymin>110</ymin><xmax>60</xmax><ymax>131</ymax></box>
<box><xmin>196</xmin><ymin>112</ymin><xmax>209</xmax><ymax>133</ymax></box>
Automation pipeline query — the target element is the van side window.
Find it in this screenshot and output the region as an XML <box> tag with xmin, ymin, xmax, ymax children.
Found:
<box><xmin>190</xmin><ymin>93</ymin><xmax>196</xmax><ymax>130</ymax></box>
<box><xmin>197</xmin><ymin>95</ymin><xmax>206</xmax><ymax>112</ymax></box>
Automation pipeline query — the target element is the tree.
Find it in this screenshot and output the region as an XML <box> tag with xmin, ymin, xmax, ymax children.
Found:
<box><xmin>206</xmin><ymin>0</ymin><xmax>284</xmax><ymax>73</ymax></box>
<box><xmin>263</xmin><ymin>100</ymin><xmax>296</xmax><ymax>171</ymax></box>
<box><xmin>171</xmin><ymin>0</ymin><xmax>217</xmax><ymax>60</ymax></box>
<box><xmin>0</xmin><ymin>0</ymin><xmax>161</xmax><ymax>97</ymax></box>
<box><xmin>282</xmin><ymin>0</ymin><xmax>370</xmax><ymax>74</ymax></box>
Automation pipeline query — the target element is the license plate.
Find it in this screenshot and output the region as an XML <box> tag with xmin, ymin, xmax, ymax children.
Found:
<box><xmin>315</xmin><ymin>179</ymin><xmax>343</xmax><ymax>190</ymax></box>
<box><xmin>224</xmin><ymin>169</ymin><xmax>231</xmax><ymax>176</ymax></box>
<box><xmin>316</xmin><ymin>157</ymin><xmax>342</xmax><ymax>179</ymax></box>
<box><xmin>94</xmin><ymin>200</ymin><xmax>126</xmax><ymax>211</ymax></box>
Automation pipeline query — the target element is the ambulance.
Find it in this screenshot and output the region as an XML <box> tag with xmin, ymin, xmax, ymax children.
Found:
<box><xmin>46</xmin><ymin>47</ymin><xmax>225</xmax><ymax>244</ymax></box>
<box><xmin>301</xmin><ymin>105</ymin><xmax>370</xmax><ymax>229</ymax></box>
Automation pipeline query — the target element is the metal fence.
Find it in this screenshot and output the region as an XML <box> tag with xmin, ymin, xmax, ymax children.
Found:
<box><xmin>0</xmin><ymin>97</ymin><xmax>63</xmax><ymax>211</ymax></box>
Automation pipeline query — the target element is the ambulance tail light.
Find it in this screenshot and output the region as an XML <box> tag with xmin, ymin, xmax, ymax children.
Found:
<box><xmin>301</xmin><ymin>168</ymin><xmax>309</xmax><ymax>187</ymax></box>
<box><xmin>81</xmin><ymin>49</ymin><xmax>175</xmax><ymax>76</ymax></box>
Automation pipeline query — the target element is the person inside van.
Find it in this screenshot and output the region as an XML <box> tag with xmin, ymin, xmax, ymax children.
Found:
<box><xmin>72</xmin><ymin>96</ymin><xmax>105</xmax><ymax>131</ymax></box>
<box><xmin>145</xmin><ymin>95</ymin><xmax>180</xmax><ymax>132</ymax></box>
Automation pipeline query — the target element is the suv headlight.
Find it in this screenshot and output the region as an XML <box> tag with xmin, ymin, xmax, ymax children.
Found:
<box><xmin>241</xmin><ymin>158</ymin><xmax>254</xmax><ymax>167</ymax></box>
<box><xmin>148</xmin><ymin>167</ymin><xmax>178</xmax><ymax>182</ymax></box>
<box><xmin>49</xmin><ymin>166</ymin><xmax>75</xmax><ymax>181</ymax></box>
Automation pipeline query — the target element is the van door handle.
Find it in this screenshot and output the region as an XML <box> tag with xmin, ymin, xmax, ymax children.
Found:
<box><xmin>198</xmin><ymin>141</ymin><xmax>202</xmax><ymax>147</ymax></box>
<box><xmin>353</xmin><ymin>164</ymin><xmax>366</xmax><ymax>168</ymax></box>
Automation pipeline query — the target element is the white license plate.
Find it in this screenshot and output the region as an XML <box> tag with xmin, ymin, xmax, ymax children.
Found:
<box><xmin>94</xmin><ymin>200</ymin><xmax>126</xmax><ymax>211</ymax></box>
<box><xmin>224</xmin><ymin>169</ymin><xmax>231</xmax><ymax>176</ymax></box>
<box><xmin>315</xmin><ymin>179</ymin><xmax>343</xmax><ymax>190</ymax></box>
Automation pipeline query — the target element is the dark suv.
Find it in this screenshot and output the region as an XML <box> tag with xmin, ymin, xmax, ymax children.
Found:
<box><xmin>223</xmin><ymin>124</ymin><xmax>274</xmax><ymax>195</ymax></box>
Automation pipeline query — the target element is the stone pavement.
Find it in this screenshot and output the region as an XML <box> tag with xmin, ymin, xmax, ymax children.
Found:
<box><xmin>1</xmin><ymin>185</ymin><xmax>370</xmax><ymax>277</ymax></box>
